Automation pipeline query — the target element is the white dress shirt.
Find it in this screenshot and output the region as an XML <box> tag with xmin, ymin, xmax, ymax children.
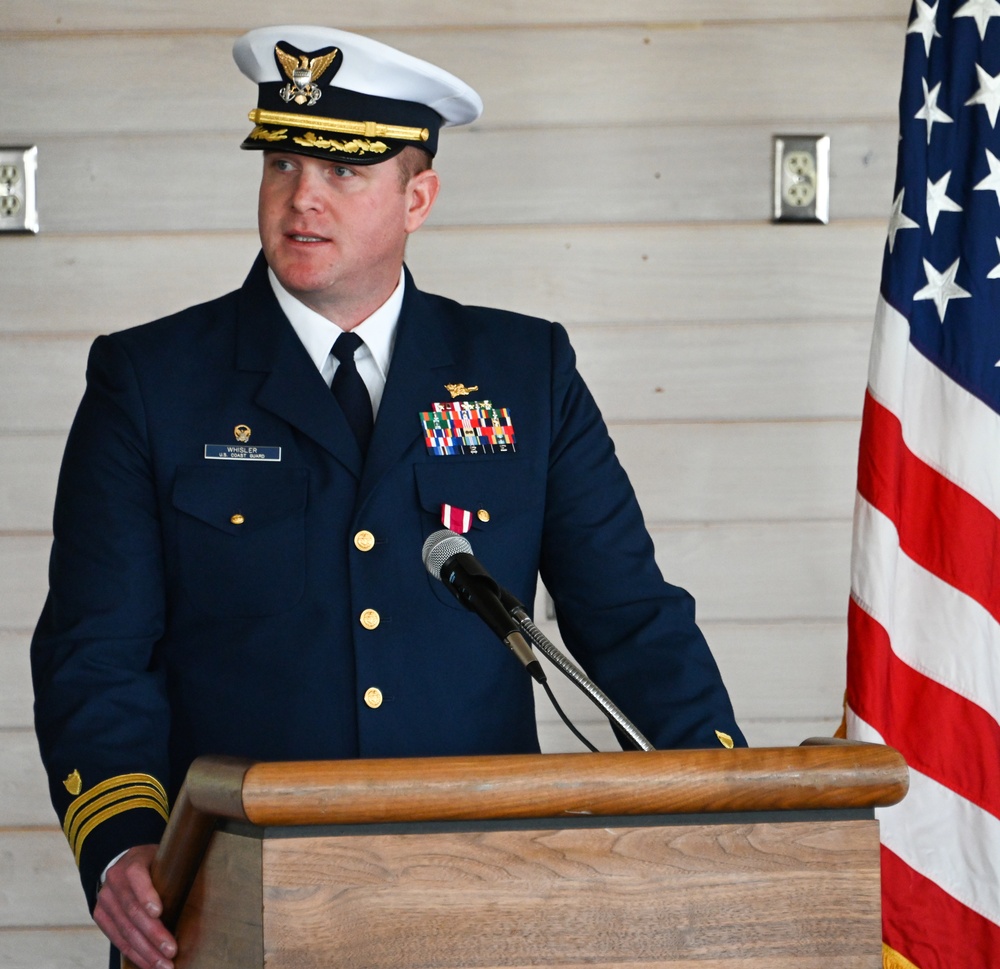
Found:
<box><xmin>267</xmin><ymin>266</ymin><xmax>404</xmax><ymax>418</ymax></box>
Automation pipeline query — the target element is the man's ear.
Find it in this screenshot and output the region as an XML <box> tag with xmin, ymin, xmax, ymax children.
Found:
<box><xmin>404</xmin><ymin>167</ymin><xmax>441</xmax><ymax>234</ymax></box>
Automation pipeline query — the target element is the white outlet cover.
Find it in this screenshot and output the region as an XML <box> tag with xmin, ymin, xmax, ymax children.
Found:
<box><xmin>772</xmin><ymin>135</ymin><xmax>829</xmax><ymax>224</ymax></box>
<box><xmin>0</xmin><ymin>145</ymin><xmax>39</xmax><ymax>234</ymax></box>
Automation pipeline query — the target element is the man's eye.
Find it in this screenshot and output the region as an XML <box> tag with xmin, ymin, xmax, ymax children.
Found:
<box><xmin>333</xmin><ymin>166</ymin><xmax>356</xmax><ymax>178</ymax></box>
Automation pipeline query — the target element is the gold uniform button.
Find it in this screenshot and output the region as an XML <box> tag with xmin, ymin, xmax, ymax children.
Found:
<box><xmin>360</xmin><ymin>609</ymin><xmax>381</xmax><ymax>630</ymax></box>
<box><xmin>230</xmin><ymin>514</ymin><xmax>245</xmax><ymax>525</ymax></box>
<box><xmin>364</xmin><ymin>687</ymin><xmax>383</xmax><ymax>709</ymax></box>
<box><xmin>354</xmin><ymin>530</ymin><xmax>375</xmax><ymax>552</ymax></box>
<box><xmin>477</xmin><ymin>509</ymin><xmax>491</xmax><ymax>523</ymax></box>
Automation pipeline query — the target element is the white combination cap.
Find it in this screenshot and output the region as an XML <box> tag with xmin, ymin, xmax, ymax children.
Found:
<box><xmin>233</xmin><ymin>25</ymin><xmax>483</xmax><ymax>164</ymax></box>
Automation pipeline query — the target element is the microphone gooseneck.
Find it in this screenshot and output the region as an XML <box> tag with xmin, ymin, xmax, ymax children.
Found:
<box><xmin>422</xmin><ymin>529</ymin><xmax>546</xmax><ymax>684</ymax></box>
<box><xmin>421</xmin><ymin>529</ymin><xmax>654</xmax><ymax>751</ymax></box>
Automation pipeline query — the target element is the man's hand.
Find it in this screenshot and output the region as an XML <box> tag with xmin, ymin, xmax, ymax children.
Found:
<box><xmin>93</xmin><ymin>844</ymin><xmax>178</xmax><ymax>969</ymax></box>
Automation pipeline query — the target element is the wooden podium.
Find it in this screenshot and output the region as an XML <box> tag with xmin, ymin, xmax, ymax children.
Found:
<box><xmin>139</xmin><ymin>739</ymin><xmax>907</xmax><ymax>969</ymax></box>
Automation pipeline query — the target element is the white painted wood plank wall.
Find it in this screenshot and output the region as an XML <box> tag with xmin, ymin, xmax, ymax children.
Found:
<box><xmin>0</xmin><ymin>1</ymin><xmax>911</xmax><ymax>962</ymax></box>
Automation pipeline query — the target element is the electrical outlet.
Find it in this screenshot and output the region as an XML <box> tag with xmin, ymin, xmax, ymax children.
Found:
<box><xmin>772</xmin><ymin>135</ymin><xmax>829</xmax><ymax>224</ymax></box>
<box><xmin>0</xmin><ymin>146</ymin><xmax>39</xmax><ymax>234</ymax></box>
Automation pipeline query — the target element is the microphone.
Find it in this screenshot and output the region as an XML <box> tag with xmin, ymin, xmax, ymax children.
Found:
<box><xmin>421</xmin><ymin>529</ymin><xmax>546</xmax><ymax>683</ymax></box>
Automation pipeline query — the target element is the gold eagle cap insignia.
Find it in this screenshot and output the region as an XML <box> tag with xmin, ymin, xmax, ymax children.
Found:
<box><xmin>274</xmin><ymin>45</ymin><xmax>339</xmax><ymax>107</ymax></box>
<box><xmin>275</xmin><ymin>45</ymin><xmax>339</xmax><ymax>84</ymax></box>
<box><xmin>445</xmin><ymin>383</ymin><xmax>479</xmax><ymax>399</ymax></box>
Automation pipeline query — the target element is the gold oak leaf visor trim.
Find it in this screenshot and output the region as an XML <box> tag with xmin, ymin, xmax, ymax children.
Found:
<box><xmin>248</xmin><ymin>108</ymin><xmax>429</xmax><ymax>143</ymax></box>
<box><xmin>293</xmin><ymin>133</ymin><xmax>389</xmax><ymax>155</ymax></box>
<box><xmin>62</xmin><ymin>773</ymin><xmax>169</xmax><ymax>865</ymax></box>
<box><xmin>249</xmin><ymin>125</ymin><xmax>288</xmax><ymax>143</ymax></box>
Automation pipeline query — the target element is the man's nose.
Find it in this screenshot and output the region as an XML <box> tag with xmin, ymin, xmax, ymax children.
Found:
<box><xmin>290</xmin><ymin>168</ymin><xmax>326</xmax><ymax>210</ymax></box>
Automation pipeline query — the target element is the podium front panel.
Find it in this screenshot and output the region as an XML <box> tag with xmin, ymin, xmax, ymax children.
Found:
<box><xmin>174</xmin><ymin>813</ymin><xmax>882</xmax><ymax>969</ymax></box>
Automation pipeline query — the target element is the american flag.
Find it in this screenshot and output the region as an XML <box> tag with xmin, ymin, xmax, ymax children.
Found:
<box><xmin>845</xmin><ymin>1</ymin><xmax>1000</xmax><ymax>966</ymax></box>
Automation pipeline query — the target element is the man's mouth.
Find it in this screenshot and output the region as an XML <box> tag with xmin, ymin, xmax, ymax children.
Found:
<box><xmin>289</xmin><ymin>234</ymin><xmax>327</xmax><ymax>243</ymax></box>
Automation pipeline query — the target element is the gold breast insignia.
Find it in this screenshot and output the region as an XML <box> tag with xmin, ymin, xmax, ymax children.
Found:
<box><xmin>234</xmin><ymin>425</ymin><xmax>251</xmax><ymax>443</ymax></box>
<box><xmin>445</xmin><ymin>383</ymin><xmax>479</xmax><ymax>399</ymax></box>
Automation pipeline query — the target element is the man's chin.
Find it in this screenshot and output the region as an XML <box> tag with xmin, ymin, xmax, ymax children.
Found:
<box><xmin>269</xmin><ymin>258</ymin><xmax>338</xmax><ymax>298</ymax></box>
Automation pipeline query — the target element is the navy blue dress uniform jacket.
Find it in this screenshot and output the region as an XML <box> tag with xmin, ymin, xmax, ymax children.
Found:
<box><xmin>32</xmin><ymin>253</ymin><xmax>745</xmax><ymax>909</ymax></box>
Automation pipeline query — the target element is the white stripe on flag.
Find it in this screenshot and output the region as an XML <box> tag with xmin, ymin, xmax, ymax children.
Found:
<box><xmin>850</xmin><ymin>711</ymin><xmax>1000</xmax><ymax>925</ymax></box>
<box><xmin>852</xmin><ymin>495</ymin><xmax>1000</xmax><ymax>722</ymax></box>
<box><xmin>868</xmin><ymin>296</ymin><xmax>1000</xmax><ymax>518</ymax></box>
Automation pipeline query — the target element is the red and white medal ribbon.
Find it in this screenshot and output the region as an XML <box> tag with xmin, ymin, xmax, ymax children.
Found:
<box><xmin>441</xmin><ymin>504</ymin><xmax>472</xmax><ymax>534</ymax></box>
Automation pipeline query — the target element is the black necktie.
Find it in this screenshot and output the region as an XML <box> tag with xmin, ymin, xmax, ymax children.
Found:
<box><xmin>331</xmin><ymin>331</ymin><xmax>373</xmax><ymax>452</ymax></box>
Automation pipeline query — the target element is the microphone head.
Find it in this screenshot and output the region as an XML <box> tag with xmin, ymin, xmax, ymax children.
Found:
<box><xmin>422</xmin><ymin>528</ymin><xmax>473</xmax><ymax>580</ymax></box>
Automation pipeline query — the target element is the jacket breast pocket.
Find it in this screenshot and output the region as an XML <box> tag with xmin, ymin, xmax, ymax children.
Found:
<box><xmin>414</xmin><ymin>460</ymin><xmax>542</xmax><ymax>611</ymax></box>
<box><xmin>172</xmin><ymin>463</ymin><xmax>309</xmax><ymax>618</ymax></box>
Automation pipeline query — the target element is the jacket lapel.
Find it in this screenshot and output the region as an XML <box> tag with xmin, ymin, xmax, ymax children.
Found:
<box><xmin>359</xmin><ymin>272</ymin><xmax>454</xmax><ymax>502</ymax></box>
<box><xmin>236</xmin><ymin>253</ymin><xmax>364</xmax><ymax>477</ymax></box>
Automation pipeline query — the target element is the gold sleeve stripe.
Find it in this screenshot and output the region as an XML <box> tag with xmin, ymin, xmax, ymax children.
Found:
<box><xmin>248</xmin><ymin>108</ymin><xmax>430</xmax><ymax>143</ymax></box>
<box><xmin>64</xmin><ymin>783</ymin><xmax>169</xmax><ymax>847</ymax></box>
<box><xmin>72</xmin><ymin>798</ymin><xmax>170</xmax><ymax>866</ymax></box>
<box><xmin>63</xmin><ymin>772</ymin><xmax>167</xmax><ymax>831</ymax></box>
<box><xmin>63</xmin><ymin>774</ymin><xmax>168</xmax><ymax>839</ymax></box>
<box><xmin>62</xmin><ymin>774</ymin><xmax>169</xmax><ymax>858</ymax></box>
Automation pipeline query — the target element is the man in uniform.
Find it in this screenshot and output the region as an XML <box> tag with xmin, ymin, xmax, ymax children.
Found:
<box><xmin>31</xmin><ymin>25</ymin><xmax>745</xmax><ymax>969</ymax></box>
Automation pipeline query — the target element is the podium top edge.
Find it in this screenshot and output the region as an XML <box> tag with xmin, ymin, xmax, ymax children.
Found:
<box><xmin>182</xmin><ymin>742</ymin><xmax>908</xmax><ymax>827</ymax></box>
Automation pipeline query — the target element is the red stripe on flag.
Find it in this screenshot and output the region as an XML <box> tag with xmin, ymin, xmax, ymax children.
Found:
<box><xmin>847</xmin><ymin>598</ymin><xmax>1000</xmax><ymax>818</ymax></box>
<box><xmin>881</xmin><ymin>846</ymin><xmax>1000</xmax><ymax>969</ymax></box>
<box><xmin>857</xmin><ymin>390</ymin><xmax>1000</xmax><ymax>624</ymax></box>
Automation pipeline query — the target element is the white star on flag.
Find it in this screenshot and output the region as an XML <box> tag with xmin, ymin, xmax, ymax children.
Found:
<box><xmin>887</xmin><ymin>188</ymin><xmax>920</xmax><ymax>252</ymax></box>
<box><xmin>913</xmin><ymin>256</ymin><xmax>972</xmax><ymax>321</ymax></box>
<box><xmin>909</xmin><ymin>0</ymin><xmax>942</xmax><ymax>56</ymax></box>
<box><xmin>927</xmin><ymin>171</ymin><xmax>964</xmax><ymax>232</ymax></box>
<box><xmin>973</xmin><ymin>148</ymin><xmax>1000</xmax><ymax>205</ymax></box>
<box><xmin>916</xmin><ymin>77</ymin><xmax>954</xmax><ymax>143</ymax></box>
<box><xmin>987</xmin><ymin>237</ymin><xmax>1000</xmax><ymax>278</ymax></box>
<box><xmin>953</xmin><ymin>0</ymin><xmax>1000</xmax><ymax>39</ymax></box>
<box><xmin>965</xmin><ymin>63</ymin><xmax>1000</xmax><ymax>126</ymax></box>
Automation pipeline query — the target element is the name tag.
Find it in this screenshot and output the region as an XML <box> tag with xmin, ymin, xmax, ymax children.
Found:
<box><xmin>204</xmin><ymin>445</ymin><xmax>282</xmax><ymax>461</ymax></box>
